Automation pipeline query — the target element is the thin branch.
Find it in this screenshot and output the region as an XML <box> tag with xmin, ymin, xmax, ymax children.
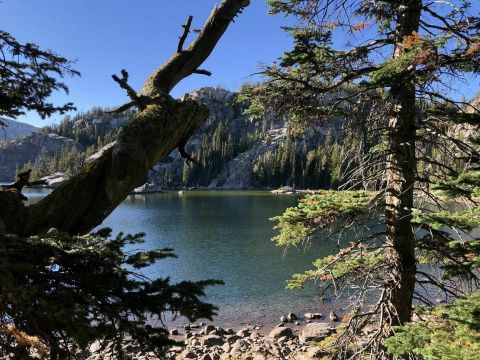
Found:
<box><xmin>105</xmin><ymin>101</ymin><xmax>137</xmax><ymax>114</ymax></box>
<box><xmin>193</xmin><ymin>69</ymin><xmax>212</xmax><ymax>76</ymax></box>
<box><xmin>177</xmin><ymin>16</ymin><xmax>193</xmax><ymax>53</ymax></box>
<box><xmin>111</xmin><ymin>69</ymin><xmax>146</xmax><ymax>110</ymax></box>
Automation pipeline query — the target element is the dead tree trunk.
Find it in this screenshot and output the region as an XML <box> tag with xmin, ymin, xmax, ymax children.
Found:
<box><xmin>0</xmin><ymin>0</ymin><xmax>250</xmax><ymax>236</ymax></box>
<box><xmin>385</xmin><ymin>0</ymin><xmax>421</xmax><ymax>325</ymax></box>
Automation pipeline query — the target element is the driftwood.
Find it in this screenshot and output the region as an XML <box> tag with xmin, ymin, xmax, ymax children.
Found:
<box><xmin>0</xmin><ymin>0</ymin><xmax>250</xmax><ymax>236</ymax></box>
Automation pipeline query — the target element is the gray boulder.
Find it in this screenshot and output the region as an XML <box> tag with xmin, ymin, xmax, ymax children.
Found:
<box><xmin>268</xmin><ymin>326</ymin><xmax>295</xmax><ymax>340</ymax></box>
<box><xmin>200</xmin><ymin>335</ymin><xmax>224</xmax><ymax>347</ymax></box>
<box><xmin>300</xmin><ymin>323</ymin><xmax>335</xmax><ymax>343</ymax></box>
<box><xmin>329</xmin><ymin>310</ymin><xmax>339</xmax><ymax>322</ymax></box>
<box><xmin>287</xmin><ymin>312</ymin><xmax>298</xmax><ymax>322</ymax></box>
<box><xmin>304</xmin><ymin>312</ymin><xmax>323</xmax><ymax>320</ymax></box>
<box><xmin>204</xmin><ymin>324</ymin><xmax>216</xmax><ymax>335</ymax></box>
<box><xmin>236</xmin><ymin>328</ymin><xmax>251</xmax><ymax>337</ymax></box>
<box><xmin>225</xmin><ymin>334</ymin><xmax>242</xmax><ymax>344</ymax></box>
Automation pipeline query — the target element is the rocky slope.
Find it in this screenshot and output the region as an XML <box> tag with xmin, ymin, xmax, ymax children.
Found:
<box><xmin>0</xmin><ymin>132</ymin><xmax>80</xmax><ymax>181</ymax></box>
<box><xmin>147</xmin><ymin>87</ymin><xmax>278</xmax><ymax>189</ymax></box>
<box><xmin>147</xmin><ymin>87</ymin><xmax>339</xmax><ymax>189</ymax></box>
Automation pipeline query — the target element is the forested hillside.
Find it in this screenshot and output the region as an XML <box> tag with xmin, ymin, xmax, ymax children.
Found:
<box><xmin>5</xmin><ymin>87</ymin><xmax>347</xmax><ymax>189</ymax></box>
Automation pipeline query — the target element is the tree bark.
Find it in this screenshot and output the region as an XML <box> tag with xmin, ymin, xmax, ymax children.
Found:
<box><xmin>0</xmin><ymin>0</ymin><xmax>250</xmax><ymax>236</ymax></box>
<box><xmin>385</xmin><ymin>0</ymin><xmax>421</xmax><ymax>324</ymax></box>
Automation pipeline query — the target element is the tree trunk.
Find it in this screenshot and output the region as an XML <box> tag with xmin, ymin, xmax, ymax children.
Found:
<box><xmin>385</xmin><ymin>0</ymin><xmax>421</xmax><ymax>324</ymax></box>
<box><xmin>0</xmin><ymin>0</ymin><xmax>250</xmax><ymax>236</ymax></box>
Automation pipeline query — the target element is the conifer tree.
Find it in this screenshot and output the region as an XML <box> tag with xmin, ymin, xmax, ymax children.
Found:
<box><xmin>0</xmin><ymin>229</ymin><xmax>221</xmax><ymax>359</ymax></box>
<box><xmin>244</xmin><ymin>0</ymin><xmax>480</xmax><ymax>357</ymax></box>
<box><xmin>0</xmin><ymin>31</ymin><xmax>79</xmax><ymax>118</ymax></box>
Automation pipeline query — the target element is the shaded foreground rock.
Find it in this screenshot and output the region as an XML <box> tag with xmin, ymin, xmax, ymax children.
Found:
<box><xmin>201</xmin><ymin>334</ymin><xmax>224</xmax><ymax>346</ymax></box>
<box><xmin>304</xmin><ymin>312</ymin><xmax>323</xmax><ymax>320</ymax></box>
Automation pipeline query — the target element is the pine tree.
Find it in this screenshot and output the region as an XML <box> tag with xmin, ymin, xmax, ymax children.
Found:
<box><xmin>244</xmin><ymin>0</ymin><xmax>480</xmax><ymax>357</ymax></box>
<box><xmin>0</xmin><ymin>32</ymin><xmax>79</xmax><ymax>118</ymax></box>
<box><xmin>0</xmin><ymin>228</ymin><xmax>221</xmax><ymax>359</ymax></box>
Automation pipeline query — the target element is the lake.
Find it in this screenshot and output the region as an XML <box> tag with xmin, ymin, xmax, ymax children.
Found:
<box><xmin>21</xmin><ymin>188</ymin><xmax>337</xmax><ymax>328</ymax></box>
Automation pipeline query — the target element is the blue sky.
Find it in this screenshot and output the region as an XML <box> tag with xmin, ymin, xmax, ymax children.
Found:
<box><xmin>1</xmin><ymin>1</ymin><xmax>479</xmax><ymax>127</ymax></box>
<box><xmin>1</xmin><ymin>0</ymin><xmax>293</xmax><ymax>127</ymax></box>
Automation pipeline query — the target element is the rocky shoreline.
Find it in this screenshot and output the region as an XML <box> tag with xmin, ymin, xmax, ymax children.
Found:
<box><xmin>87</xmin><ymin>312</ymin><xmax>341</xmax><ymax>360</ymax></box>
<box><xmin>166</xmin><ymin>316</ymin><xmax>337</xmax><ymax>360</ymax></box>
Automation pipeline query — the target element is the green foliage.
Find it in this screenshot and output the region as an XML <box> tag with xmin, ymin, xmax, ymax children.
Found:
<box><xmin>412</xmin><ymin>208</ymin><xmax>480</xmax><ymax>232</ymax></box>
<box><xmin>0</xmin><ymin>31</ymin><xmax>79</xmax><ymax>118</ymax></box>
<box><xmin>385</xmin><ymin>294</ymin><xmax>480</xmax><ymax>360</ymax></box>
<box><xmin>0</xmin><ymin>228</ymin><xmax>222</xmax><ymax>359</ymax></box>
<box><xmin>288</xmin><ymin>247</ymin><xmax>385</xmax><ymax>289</ymax></box>
<box><xmin>369</xmin><ymin>49</ymin><xmax>420</xmax><ymax>85</ymax></box>
<box><xmin>20</xmin><ymin>147</ymin><xmax>86</xmax><ymax>180</ymax></box>
<box><xmin>433</xmin><ymin>171</ymin><xmax>480</xmax><ymax>198</ymax></box>
<box><xmin>252</xmin><ymin>2</ymin><xmax>480</xmax><ymax>358</ymax></box>
<box><xmin>271</xmin><ymin>190</ymin><xmax>372</xmax><ymax>247</ymax></box>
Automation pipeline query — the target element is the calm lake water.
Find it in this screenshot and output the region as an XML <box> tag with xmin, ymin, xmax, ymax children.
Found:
<box><xmin>21</xmin><ymin>188</ymin><xmax>337</xmax><ymax>328</ymax></box>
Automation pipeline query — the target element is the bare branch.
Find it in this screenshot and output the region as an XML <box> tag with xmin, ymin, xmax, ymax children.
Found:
<box><xmin>105</xmin><ymin>101</ymin><xmax>137</xmax><ymax>114</ymax></box>
<box><xmin>111</xmin><ymin>69</ymin><xmax>146</xmax><ymax>110</ymax></box>
<box><xmin>177</xmin><ymin>16</ymin><xmax>193</xmax><ymax>53</ymax></box>
<box><xmin>193</xmin><ymin>69</ymin><xmax>212</xmax><ymax>76</ymax></box>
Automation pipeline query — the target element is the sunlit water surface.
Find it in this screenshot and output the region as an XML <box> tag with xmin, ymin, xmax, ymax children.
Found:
<box><xmin>20</xmin><ymin>188</ymin><xmax>340</xmax><ymax>328</ymax></box>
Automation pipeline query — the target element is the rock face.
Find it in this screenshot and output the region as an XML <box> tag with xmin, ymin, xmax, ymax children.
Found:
<box><xmin>0</xmin><ymin>132</ymin><xmax>81</xmax><ymax>181</ymax></box>
<box><xmin>0</xmin><ymin>87</ymin><xmax>339</xmax><ymax>188</ymax></box>
<box><xmin>147</xmin><ymin>87</ymin><xmax>271</xmax><ymax>189</ymax></box>
<box><xmin>208</xmin><ymin>142</ymin><xmax>276</xmax><ymax>189</ymax></box>
<box><xmin>0</xmin><ymin>118</ymin><xmax>38</xmax><ymax>142</ymax></box>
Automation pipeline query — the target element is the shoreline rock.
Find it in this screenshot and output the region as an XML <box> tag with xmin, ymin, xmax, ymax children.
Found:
<box><xmin>131</xmin><ymin>183</ymin><xmax>164</xmax><ymax>194</ymax></box>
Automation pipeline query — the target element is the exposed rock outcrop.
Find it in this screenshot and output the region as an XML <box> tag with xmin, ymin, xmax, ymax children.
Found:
<box><xmin>208</xmin><ymin>142</ymin><xmax>276</xmax><ymax>189</ymax></box>
<box><xmin>0</xmin><ymin>132</ymin><xmax>81</xmax><ymax>181</ymax></box>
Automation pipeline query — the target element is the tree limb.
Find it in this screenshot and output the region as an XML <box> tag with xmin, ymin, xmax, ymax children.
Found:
<box><xmin>140</xmin><ymin>0</ymin><xmax>250</xmax><ymax>95</ymax></box>
<box><xmin>105</xmin><ymin>101</ymin><xmax>137</xmax><ymax>114</ymax></box>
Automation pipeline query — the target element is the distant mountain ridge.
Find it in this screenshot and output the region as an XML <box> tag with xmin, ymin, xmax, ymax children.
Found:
<box><xmin>0</xmin><ymin>118</ymin><xmax>38</xmax><ymax>142</ymax></box>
